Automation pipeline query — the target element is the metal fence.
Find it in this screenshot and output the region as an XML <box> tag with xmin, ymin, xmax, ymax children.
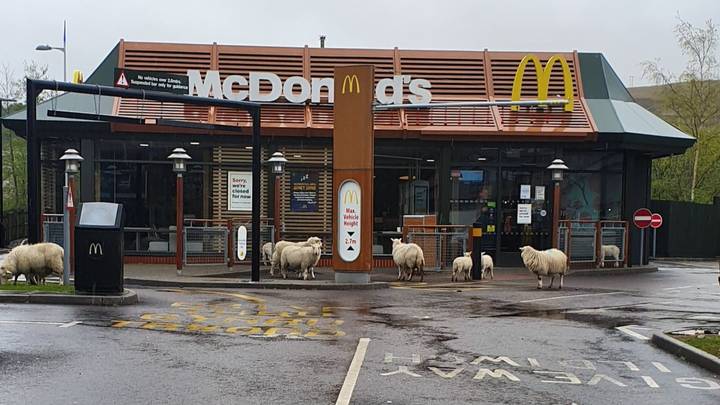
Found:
<box><xmin>599</xmin><ymin>221</ymin><xmax>627</xmax><ymax>267</ymax></box>
<box><xmin>406</xmin><ymin>226</ymin><xmax>469</xmax><ymax>271</ymax></box>
<box><xmin>42</xmin><ymin>214</ymin><xmax>64</xmax><ymax>247</ymax></box>
<box><xmin>183</xmin><ymin>220</ymin><xmax>228</xmax><ymax>265</ymax></box>
<box><xmin>558</xmin><ymin>220</ymin><xmax>628</xmax><ymax>268</ymax></box>
<box><xmin>1</xmin><ymin>211</ymin><xmax>28</xmax><ymax>246</ymax></box>
<box><xmin>123</xmin><ymin>227</ymin><xmax>173</xmax><ymax>255</ymax></box>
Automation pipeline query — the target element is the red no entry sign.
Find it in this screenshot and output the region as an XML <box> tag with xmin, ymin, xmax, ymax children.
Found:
<box><xmin>633</xmin><ymin>208</ymin><xmax>652</xmax><ymax>229</ymax></box>
<box><xmin>650</xmin><ymin>213</ymin><xmax>663</xmax><ymax>229</ymax></box>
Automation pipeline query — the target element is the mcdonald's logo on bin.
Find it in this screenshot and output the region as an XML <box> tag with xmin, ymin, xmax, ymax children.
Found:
<box><xmin>88</xmin><ymin>242</ymin><xmax>104</xmax><ymax>257</ymax></box>
<box><xmin>341</xmin><ymin>74</ymin><xmax>360</xmax><ymax>94</ymax></box>
<box><xmin>511</xmin><ymin>54</ymin><xmax>574</xmax><ymax>112</ymax></box>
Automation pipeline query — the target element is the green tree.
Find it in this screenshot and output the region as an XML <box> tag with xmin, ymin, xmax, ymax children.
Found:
<box><xmin>1</xmin><ymin>61</ymin><xmax>50</xmax><ymax>212</ymax></box>
<box><xmin>643</xmin><ymin>17</ymin><xmax>720</xmax><ymax>203</ymax></box>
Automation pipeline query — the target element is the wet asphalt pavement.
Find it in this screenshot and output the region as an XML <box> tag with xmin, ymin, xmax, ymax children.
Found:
<box><xmin>1</xmin><ymin>263</ymin><xmax>719</xmax><ymax>404</ymax></box>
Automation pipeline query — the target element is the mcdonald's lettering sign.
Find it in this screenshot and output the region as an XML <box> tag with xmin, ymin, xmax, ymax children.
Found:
<box><xmin>511</xmin><ymin>54</ymin><xmax>574</xmax><ymax>112</ymax></box>
<box><xmin>338</xmin><ymin>180</ymin><xmax>361</xmax><ymax>262</ymax></box>
<box><xmin>342</xmin><ymin>75</ymin><xmax>360</xmax><ymax>94</ymax></box>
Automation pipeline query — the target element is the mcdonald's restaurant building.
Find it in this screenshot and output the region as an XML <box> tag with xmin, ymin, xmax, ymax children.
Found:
<box><xmin>3</xmin><ymin>40</ymin><xmax>694</xmax><ymax>268</ymax></box>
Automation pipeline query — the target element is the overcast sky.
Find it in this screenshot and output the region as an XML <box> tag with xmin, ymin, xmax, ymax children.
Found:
<box><xmin>1</xmin><ymin>0</ymin><xmax>719</xmax><ymax>89</ymax></box>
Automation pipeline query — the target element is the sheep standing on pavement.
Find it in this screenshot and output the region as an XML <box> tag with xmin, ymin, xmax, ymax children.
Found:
<box><xmin>280</xmin><ymin>240</ymin><xmax>323</xmax><ymax>280</ymax></box>
<box><xmin>0</xmin><ymin>243</ymin><xmax>64</xmax><ymax>285</ymax></box>
<box><xmin>519</xmin><ymin>245</ymin><xmax>568</xmax><ymax>289</ymax></box>
<box><xmin>261</xmin><ymin>242</ymin><xmax>274</xmax><ymax>268</ymax></box>
<box><xmin>451</xmin><ymin>252</ymin><xmax>473</xmax><ymax>282</ymax></box>
<box><xmin>270</xmin><ymin>237</ymin><xmax>322</xmax><ymax>277</ymax></box>
<box><xmin>391</xmin><ymin>238</ymin><xmax>425</xmax><ymax>282</ymax></box>
<box><xmin>481</xmin><ymin>252</ymin><xmax>494</xmax><ymax>280</ymax></box>
<box><xmin>599</xmin><ymin>244</ymin><xmax>620</xmax><ymax>268</ymax></box>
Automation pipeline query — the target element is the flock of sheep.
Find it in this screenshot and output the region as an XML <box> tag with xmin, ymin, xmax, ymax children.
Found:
<box><xmin>0</xmin><ymin>237</ymin><xmax>620</xmax><ymax>290</ymax></box>
<box><xmin>258</xmin><ymin>236</ymin><xmax>578</xmax><ymax>290</ymax></box>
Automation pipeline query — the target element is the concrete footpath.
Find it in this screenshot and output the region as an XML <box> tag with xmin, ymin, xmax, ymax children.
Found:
<box><xmin>123</xmin><ymin>263</ymin><xmax>658</xmax><ymax>289</ymax></box>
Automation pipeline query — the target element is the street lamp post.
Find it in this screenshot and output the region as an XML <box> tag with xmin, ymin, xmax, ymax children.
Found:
<box><xmin>168</xmin><ymin>148</ymin><xmax>191</xmax><ymax>276</ymax></box>
<box><xmin>1</xmin><ymin>97</ymin><xmax>16</xmax><ymax>248</ymax></box>
<box><xmin>262</xmin><ymin>151</ymin><xmax>288</xmax><ymax>281</ymax></box>
<box><xmin>59</xmin><ymin>148</ymin><xmax>83</xmax><ymax>285</ymax></box>
<box><xmin>36</xmin><ymin>21</ymin><xmax>67</xmax><ymax>82</ymax></box>
<box><xmin>547</xmin><ymin>158</ymin><xmax>569</xmax><ymax>249</ymax></box>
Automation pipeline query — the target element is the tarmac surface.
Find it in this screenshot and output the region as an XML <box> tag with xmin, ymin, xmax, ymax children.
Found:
<box><xmin>0</xmin><ymin>259</ymin><xmax>718</xmax><ymax>404</ymax></box>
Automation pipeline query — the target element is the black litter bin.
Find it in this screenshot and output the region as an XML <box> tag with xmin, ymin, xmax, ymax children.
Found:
<box><xmin>74</xmin><ymin>202</ymin><xmax>125</xmax><ymax>294</ymax></box>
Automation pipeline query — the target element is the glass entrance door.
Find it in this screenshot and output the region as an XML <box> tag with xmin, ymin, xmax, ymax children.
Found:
<box><xmin>499</xmin><ymin>169</ymin><xmax>552</xmax><ymax>263</ymax></box>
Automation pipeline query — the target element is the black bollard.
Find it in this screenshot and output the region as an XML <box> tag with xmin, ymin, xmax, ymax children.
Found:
<box><xmin>471</xmin><ymin>223</ymin><xmax>483</xmax><ymax>280</ymax></box>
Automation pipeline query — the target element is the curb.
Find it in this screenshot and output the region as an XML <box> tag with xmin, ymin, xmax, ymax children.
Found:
<box><xmin>0</xmin><ymin>289</ymin><xmax>138</xmax><ymax>306</ymax></box>
<box><xmin>125</xmin><ymin>278</ymin><xmax>389</xmax><ymax>290</ymax></box>
<box><xmin>651</xmin><ymin>333</ymin><xmax>720</xmax><ymax>375</ymax></box>
<box><xmin>569</xmin><ymin>266</ymin><xmax>658</xmax><ymax>276</ymax></box>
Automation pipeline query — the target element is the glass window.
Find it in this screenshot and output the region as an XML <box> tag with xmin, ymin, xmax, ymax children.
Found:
<box><xmin>561</xmin><ymin>172</ymin><xmax>622</xmax><ymax>220</ymax></box>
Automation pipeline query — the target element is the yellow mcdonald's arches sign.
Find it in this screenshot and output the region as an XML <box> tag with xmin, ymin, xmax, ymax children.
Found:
<box><xmin>343</xmin><ymin>189</ymin><xmax>359</xmax><ymax>204</ymax></box>
<box><xmin>511</xmin><ymin>54</ymin><xmax>574</xmax><ymax>112</ymax></box>
<box><xmin>72</xmin><ymin>70</ymin><xmax>84</xmax><ymax>84</ymax></box>
<box><xmin>341</xmin><ymin>74</ymin><xmax>360</xmax><ymax>94</ymax></box>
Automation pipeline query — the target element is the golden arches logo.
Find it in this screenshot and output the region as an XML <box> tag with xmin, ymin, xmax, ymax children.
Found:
<box><xmin>89</xmin><ymin>242</ymin><xmax>103</xmax><ymax>256</ymax></box>
<box><xmin>343</xmin><ymin>190</ymin><xmax>359</xmax><ymax>204</ymax></box>
<box><xmin>341</xmin><ymin>75</ymin><xmax>360</xmax><ymax>94</ymax></box>
<box><xmin>511</xmin><ymin>54</ymin><xmax>574</xmax><ymax>112</ymax></box>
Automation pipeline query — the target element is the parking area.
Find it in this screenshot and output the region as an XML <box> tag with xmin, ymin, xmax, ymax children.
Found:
<box><xmin>0</xmin><ymin>264</ymin><xmax>719</xmax><ymax>404</ymax></box>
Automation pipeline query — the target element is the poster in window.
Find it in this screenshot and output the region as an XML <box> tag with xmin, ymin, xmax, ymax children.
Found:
<box><xmin>291</xmin><ymin>171</ymin><xmax>319</xmax><ymax>212</ymax></box>
<box><xmin>517</xmin><ymin>203</ymin><xmax>532</xmax><ymax>224</ymax></box>
<box><xmin>520</xmin><ymin>184</ymin><xmax>531</xmax><ymax>200</ymax></box>
<box><xmin>228</xmin><ymin>171</ymin><xmax>252</xmax><ymax>211</ymax></box>
<box><xmin>535</xmin><ymin>186</ymin><xmax>545</xmax><ymax>201</ymax></box>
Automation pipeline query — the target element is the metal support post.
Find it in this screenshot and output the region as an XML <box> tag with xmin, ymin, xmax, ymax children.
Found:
<box><xmin>551</xmin><ymin>182</ymin><xmax>560</xmax><ymax>249</ymax></box>
<box><xmin>176</xmin><ymin>173</ymin><xmax>184</xmax><ymax>275</ymax></box>
<box><xmin>251</xmin><ymin>111</ymin><xmax>261</xmax><ymax>282</ymax></box>
<box><xmin>62</xmin><ymin>182</ymin><xmax>70</xmax><ymax>285</ymax></box>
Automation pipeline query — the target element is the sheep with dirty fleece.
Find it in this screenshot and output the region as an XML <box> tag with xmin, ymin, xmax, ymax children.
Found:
<box><xmin>451</xmin><ymin>252</ymin><xmax>473</xmax><ymax>282</ymax></box>
<box><xmin>519</xmin><ymin>245</ymin><xmax>568</xmax><ymax>289</ymax></box>
<box><xmin>0</xmin><ymin>243</ymin><xmax>64</xmax><ymax>285</ymax></box>
<box><xmin>599</xmin><ymin>244</ymin><xmax>620</xmax><ymax>268</ymax></box>
<box><xmin>270</xmin><ymin>237</ymin><xmax>322</xmax><ymax>276</ymax></box>
<box><xmin>391</xmin><ymin>238</ymin><xmax>425</xmax><ymax>282</ymax></box>
<box><xmin>280</xmin><ymin>240</ymin><xmax>323</xmax><ymax>280</ymax></box>
<box><xmin>261</xmin><ymin>242</ymin><xmax>274</xmax><ymax>268</ymax></box>
<box><xmin>481</xmin><ymin>252</ymin><xmax>494</xmax><ymax>280</ymax></box>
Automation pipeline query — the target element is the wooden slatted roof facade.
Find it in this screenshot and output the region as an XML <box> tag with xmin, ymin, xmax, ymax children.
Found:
<box><xmin>113</xmin><ymin>40</ymin><xmax>597</xmax><ymax>139</ymax></box>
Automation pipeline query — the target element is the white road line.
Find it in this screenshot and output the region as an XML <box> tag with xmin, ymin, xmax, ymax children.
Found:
<box><xmin>652</xmin><ymin>361</ymin><xmax>671</xmax><ymax>373</ymax></box>
<box><xmin>519</xmin><ymin>291</ymin><xmax>625</xmax><ymax>303</ymax></box>
<box><xmin>59</xmin><ymin>321</ymin><xmax>81</xmax><ymax>328</ymax></box>
<box><xmin>662</xmin><ymin>286</ymin><xmax>694</xmax><ymax>290</ymax></box>
<box><xmin>615</xmin><ymin>325</ymin><xmax>651</xmax><ymax>341</ymax></box>
<box><xmin>336</xmin><ymin>337</ymin><xmax>370</xmax><ymax>405</ymax></box>
<box><xmin>0</xmin><ymin>320</ymin><xmax>64</xmax><ymax>326</ymax></box>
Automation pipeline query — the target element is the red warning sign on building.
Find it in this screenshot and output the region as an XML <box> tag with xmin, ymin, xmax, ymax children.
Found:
<box><xmin>115</xmin><ymin>70</ymin><xmax>129</xmax><ymax>88</ymax></box>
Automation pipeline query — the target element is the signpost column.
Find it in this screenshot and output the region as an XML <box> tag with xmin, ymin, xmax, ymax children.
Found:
<box><xmin>633</xmin><ymin>208</ymin><xmax>652</xmax><ymax>265</ymax></box>
<box><xmin>650</xmin><ymin>213</ymin><xmax>663</xmax><ymax>259</ymax></box>
<box><xmin>332</xmin><ymin>65</ymin><xmax>374</xmax><ymax>283</ymax></box>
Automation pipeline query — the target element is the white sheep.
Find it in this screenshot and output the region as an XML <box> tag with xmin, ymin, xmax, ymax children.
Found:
<box><xmin>519</xmin><ymin>245</ymin><xmax>568</xmax><ymax>289</ymax></box>
<box><xmin>451</xmin><ymin>252</ymin><xmax>473</xmax><ymax>282</ymax></box>
<box><xmin>599</xmin><ymin>244</ymin><xmax>620</xmax><ymax>268</ymax></box>
<box><xmin>280</xmin><ymin>240</ymin><xmax>323</xmax><ymax>280</ymax></box>
<box><xmin>481</xmin><ymin>252</ymin><xmax>494</xmax><ymax>280</ymax></box>
<box><xmin>391</xmin><ymin>238</ymin><xmax>425</xmax><ymax>282</ymax></box>
<box><xmin>271</xmin><ymin>237</ymin><xmax>322</xmax><ymax>276</ymax></box>
<box><xmin>261</xmin><ymin>242</ymin><xmax>274</xmax><ymax>268</ymax></box>
<box><xmin>0</xmin><ymin>243</ymin><xmax>64</xmax><ymax>286</ymax></box>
